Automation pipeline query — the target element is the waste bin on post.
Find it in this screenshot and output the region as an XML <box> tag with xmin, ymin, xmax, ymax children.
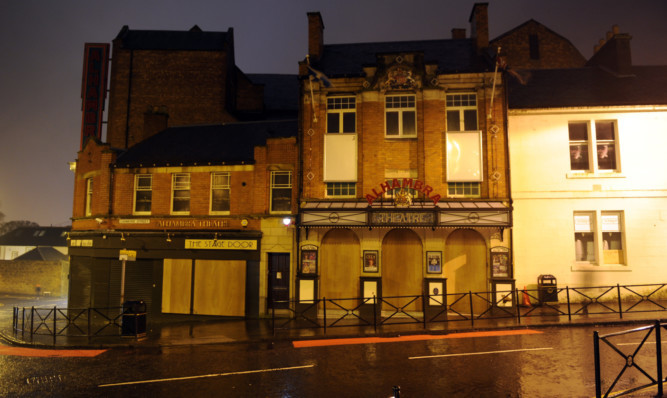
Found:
<box><xmin>122</xmin><ymin>300</ymin><xmax>146</xmax><ymax>337</ymax></box>
<box><xmin>537</xmin><ymin>275</ymin><xmax>558</xmax><ymax>304</ymax></box>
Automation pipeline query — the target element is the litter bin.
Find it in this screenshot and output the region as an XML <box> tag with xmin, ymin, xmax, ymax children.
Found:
<box><xmin>122</xmin><ymin>300</ymin><xmax>146</xmax><ymax>336</ymax></box>
<box><xmin>537</xmin><ymin>275</ymin><xmax>558</xmax><ymax>303</ymax></box>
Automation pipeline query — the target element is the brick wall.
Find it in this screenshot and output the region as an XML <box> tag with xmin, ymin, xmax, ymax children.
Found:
<box><xmin>0</xmin><ymin>260</ymin><xmax>69</xmax><ymax>297</ymax></box>
<box><xmin>107</xmin><ymin>48</ymin><xmax>233</xmax><ymax>149</ymax></box>
<box><xmin>492</xmin><ymin>20</ymin><xmax>586</xmax><ymax>70</ymax></box>
<box><xmin>301</xmin><ymin>81</ymin><xmax>510</xmax><ymax>201</ymax></box>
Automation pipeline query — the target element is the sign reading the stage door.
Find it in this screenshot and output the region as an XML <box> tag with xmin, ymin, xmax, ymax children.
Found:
<box><xmin>185</xmin><ymin>239</ymin><xmax>257</xmax><ymax>250</ymax></box>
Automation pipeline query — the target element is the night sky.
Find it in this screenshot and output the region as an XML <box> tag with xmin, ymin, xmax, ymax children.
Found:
<box><xmin>1</xmin><ymin>0</ymin><xmax>665</xmax><ymax>226</ymax></box>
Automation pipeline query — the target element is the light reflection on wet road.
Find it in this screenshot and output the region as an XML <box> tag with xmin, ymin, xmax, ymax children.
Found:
<box><xmin>0</xmin><ymin>324</ymin><xmax>664</xmax><ymax>397</ymax></box>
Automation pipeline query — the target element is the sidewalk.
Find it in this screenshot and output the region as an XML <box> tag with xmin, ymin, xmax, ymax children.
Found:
<box><xmin>2</xmin><ymin>294</ymin><xmax>666</xmax><ymax>349</ymax></box>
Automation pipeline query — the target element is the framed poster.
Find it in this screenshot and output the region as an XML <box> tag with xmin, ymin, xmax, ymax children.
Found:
<box><xmin>300</xmin><ymin>249</ymin><xmax>317</xmax><ymax>275</ymax></box>
<box><xmin>426</xmin><ymin>251</ymin><xmax>442</xmax><ymax>274</ymax></box>
<box><xmin>363</xmin><ymin>251</ymin><xmax>379</xmax><ymax>273</ymax></box>
<box><xmin>490</xmin><ymin>247</ymin><xmax>510</xmax><ymax>278</ymax></box>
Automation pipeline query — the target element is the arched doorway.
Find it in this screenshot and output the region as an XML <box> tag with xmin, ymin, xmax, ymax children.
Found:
<box><xmin>320</xmin><ymin>229</ymin><xmax>360</xmax><ymax>306</ymax></box>
<box><xmin>444</xmin><ymin>229</ymin><xmax>487</xmax><ymax>314</ymax></box>
<box><xmin>382</xmin><ymin>229</ymin><xmax>423</xmax><ymax>312</ymax></box>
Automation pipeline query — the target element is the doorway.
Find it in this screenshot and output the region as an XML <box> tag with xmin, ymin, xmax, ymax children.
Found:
<box><xmin>268</xmin><ymin>253</ymin><xmax>290</xmax><ymax>309</ymax></box>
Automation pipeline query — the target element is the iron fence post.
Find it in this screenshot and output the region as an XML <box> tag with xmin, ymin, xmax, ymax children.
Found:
<box><xmin>515</xmin><ymin>288</ymin><xmax>522</xmax><ymax>325</ymax></box>
<box><xmin>323</xmin><ymin>297</ymin><xmax>327</xmax><ymax>335</ymax></box>
<box><xmin>271</xmin><ymin>301</ymin><xmax>276</xmax><ymax>336</ymax></box>
<box><xmin>617</xmin><ymin>284</ymin><xmax>623</xmax><ymax>319</ymax></box>
<box><xmin>656</xmin><ymin>320</ymin><xmax>663</xmax><ymax>396</ymax></box>
<box><xmin>30</xmin><ymin>306</ymin><xmax>34</xmax><ymax>342</ymax></box>
<box><xmin>373</xmin><ymin>295</ymin><xmax>377</xmax><ymax>334</ymax></box>
<box><xmin>21</xmin><ymin>307</ymin><xmax>25</xmax><ymax>340</ymax></box>
<box><xmin>469</xmin><ymin>291</ymin><xmax>474</xmax><ymax>329</ymax></box>
<box><xmin>53</xmin><ymin>306</ymin><xmax>57</xmax><ymax>345</ymax></box>
<box><xmin>594</xmin><ymin>330</ymin><xmax>601</xmax><ymax>398</ymax></box>
<box><xmin>566</xmin><ymin>287</ymin><xmax>572</xmax><ymax>321</ymax></box>
<box><xmin>422</xmin><ymin>292</ymin><xmax>427</xmax><ymax>329</ymax></box>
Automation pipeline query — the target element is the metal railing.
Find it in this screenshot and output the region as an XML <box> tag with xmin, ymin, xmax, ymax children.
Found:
<box><xmin>12</xmin><ymin>306</ymin><xmax>146</xmax><ymax>344</ymax></box>
<box><xmin>272</xmin><ymin>283</ymin><xmax>667</xmax><ymax>335</ymax></box>
<box><xmin>594</xmin><ymin>320</ymin><xmax>665</xmax><ymax>397</ymax></box>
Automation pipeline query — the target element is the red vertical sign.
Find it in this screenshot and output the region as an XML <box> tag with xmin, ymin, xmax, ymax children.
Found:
<box><xmin>80</xmin><ymin>43</ymin><xmax>109</xmax><ymax>149</ymax></box>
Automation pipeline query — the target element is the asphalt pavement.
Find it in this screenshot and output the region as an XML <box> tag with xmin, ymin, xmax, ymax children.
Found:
<box><xmin>1</xmin><ymin>293</ymin><xmax>666</xmax><ymax>350</ymax></box>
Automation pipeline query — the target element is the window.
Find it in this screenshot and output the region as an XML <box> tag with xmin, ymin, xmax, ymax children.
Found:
<box><xmin>529</xmin><ymin>34</ymin><xmax>540</xmax><ymax>60</ymax></box>
<box><xmin>270</xmin><ymin>171</ymin><xmax>292</xmax><ymax>212</ymax></box>
<box><xmin>385</xmin><ymin>95</ymin><xmax>416</xmax><ymax>137</ymax></box>
<box><xmin>601</xmin><ymin>212</ymin><xmax>624</xmax><ymax>265</ymax></box>
<box><xmin>447</xmin><ymin>182</ymin><xmax>481</xmax><ymax>198</ymax></box>
<box><xmin>85</xmin><ymin>178</ymin><xmax>93</xmax><ymax>216</ymax></box>
<box><xmin>568</xmin><ymin>120</ymin><xmax>618</xmax><ymax>172</ymax></box>
<box><xmin>574</xmin><ymin>211</ymin><xmax>625</xmax><ymax>264</ymax></box>
<box><xmin>172</xmin><ymin>173</ymin><xmax>190</xmax><ymax>214</ymax></box>
<box><xmin>210</xmin><ymin>172</ymin><xmax>230</xmax><ymax>213</ymax></box>
<box><xmin>574</xmin><ymin>212</ymin><xmax>596</xmax><ymax>262</ymax></box>
<box><xmin>326</xmin><ymin>182</ymin><xmax>356</xmax><ymax>197</ymax></box>
<box><xmin>134</xmin><ymin>174</ymin><xmax>152</xmax><ymax>214</ymax></box>
<box><xmin>327</xmin><ymin>97</ymin><xmax>356</xmax><ymax>133</ymax></box>
<box><xmin>446</xmin><ymin>94</ymin><xmax>478</xmax><ymax>131</ymax></box>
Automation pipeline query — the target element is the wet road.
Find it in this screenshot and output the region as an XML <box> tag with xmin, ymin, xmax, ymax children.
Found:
<box><xmin>1</xmin><ymin>324</ymin><xmax>662</xmax><ymax>397</ymax></box>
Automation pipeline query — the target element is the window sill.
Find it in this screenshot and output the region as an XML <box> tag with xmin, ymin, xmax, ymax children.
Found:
<box><xmin>210</xmin><ymin>211</ymin><xmax>230</xmax><ymax>216</ymax></box>
<box><xmin>571</xmin><ymin>263</ymin><xmax>630</xmax><ymax>272</ymax></box>
<box><xmin>566</xmin><ymin>172</ymin><xmax>625</xmax><ymax>179</ymax></box>
<box><xmin>384</xmin><ymin>135</ymin><xmax>417</xmax><ymax>139</ymax></box>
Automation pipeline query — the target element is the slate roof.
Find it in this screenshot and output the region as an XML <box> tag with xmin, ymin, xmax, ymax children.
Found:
<box><xmin>14</xmin><ymin>247</ymin><xmax>68</xmax><ymax>262</ymax></box>
<box><xmin>114</xmin><ymin>25</ymin><xmax>228</xmax><ymax>51</ymax></box>
<box><xmin>313</xmin><ymin>39</ymin><xmax>490</xmax><ymax>77</ymax></box>
<box><xmin>508</xmin><ymin>66</ymin><xmax>667</xmax><ymax>109</ymax></box>
<box><xmin>113</xmin><ymin>119</ymin><xmax>297</xmax><ymax>168</ymax></box>
<box><xmin>0</xmin><ymin>227</ymin><xmax>70</xmax><ymax>247</ymax></box>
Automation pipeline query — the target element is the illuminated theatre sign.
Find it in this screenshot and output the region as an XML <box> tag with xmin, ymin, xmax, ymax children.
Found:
<box><xmin>364</xmin><ymin>178</ymin><xmax>441</xmax><ymax>205</ymax></box>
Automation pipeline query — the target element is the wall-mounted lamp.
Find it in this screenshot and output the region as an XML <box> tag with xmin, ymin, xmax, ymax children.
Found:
<box><xmin>166</xmin><ymin>233</ymin><xmax>172</xmax><ymax>243</ymax></box>
<box><xmin>120</xmin><ymin>232</ymin><xmax>126</xmax><ymax>242</ymax></box>
<box><xmin>213</xmin><ymin>233</ymin><xmax>218</xmax><ymax>242</ymax></box>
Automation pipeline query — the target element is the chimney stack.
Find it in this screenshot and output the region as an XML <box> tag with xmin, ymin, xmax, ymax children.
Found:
<box><xmin>307</xmin><ymin>12</ymin><xmax>324</xmax><ymax>61</ymax></box>
<box><xmin>452</xmin><ymin>28</ymin><xmax>466</xmax><ymax>39</ymax></box>
<box><xmin>469</xmin><ymin>3</ymin><xmax>489</xmax><ymax>52</ymax></box>
<box><xmin>587</xmin><ymin>26</ymin><xmax>632</xmax><ymax>76</ymax></box>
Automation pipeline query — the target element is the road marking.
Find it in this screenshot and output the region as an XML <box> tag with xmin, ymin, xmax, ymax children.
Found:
<box><xmin>98</xmin><ymin>364</ymin><xmax>315</xmax><ymax>388</ymax></box>
<box><xmin>0</xmin><ymin>346</ymin><xmax>106</xmax><ymax>358</ymax></box>
<box><xmin>410</xmin><ymin>346</ymin><xmax>553</xmax><ymax>360</ymax></box>
<box><xmin>293</xmin><ymin>329</ymin><xmax>542</xmax><ymax>348</ymax></box>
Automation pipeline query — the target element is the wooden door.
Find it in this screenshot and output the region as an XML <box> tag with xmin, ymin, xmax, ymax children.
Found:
<box><xmin>444</xmin><ymin>229</ymin><xmax>487</xmax><ymax>315</ymax></box>
<box><xmin>321</xmin><ymin>229</ymin><xmax>360</xmax><ymax>306</ymax></box>
<box><xmin>382</xmin><ymin>229</ymin><xmax>423</xmax><ymax>312</ymax></box>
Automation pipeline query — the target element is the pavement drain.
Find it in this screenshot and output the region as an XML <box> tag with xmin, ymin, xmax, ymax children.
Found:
<box><xmin>26</xmin><ymin>375</ymin><xmax>64</xmax><ymax>385</ymax></box>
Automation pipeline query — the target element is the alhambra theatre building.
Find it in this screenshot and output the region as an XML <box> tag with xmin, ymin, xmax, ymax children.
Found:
<box><xmin>296</xmin><ymin>5</ymin><xmax>513</xmax><ymax>314</ymax></box>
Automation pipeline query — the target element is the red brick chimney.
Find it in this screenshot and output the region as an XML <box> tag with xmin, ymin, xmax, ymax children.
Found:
<box><xmin>587</xmin><ymin>26</ymin><xmax>633</xmax><ymax>76</ymax></box>
<box><xmin>469</xmin><ymin>3</ymin><xmax>489</xmax><ymax>52</ymax></box>
<box><xmin>452</xmin><ymin>28</ymin><xmax>466</xmax><ymax>39</ymax></box>
<box><xmin>307</xmin><ymin>12</ymin><xmax>324</xmax><ymax>61</ymax></box>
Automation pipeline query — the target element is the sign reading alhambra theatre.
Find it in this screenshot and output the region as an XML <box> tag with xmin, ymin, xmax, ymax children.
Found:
<box><xmin>365</xmin><ymin>178</ymin><xmax>441</xmax><ymax>205</ymax></box>
<box><xmin>366</xmin><ymin>178</ymin><xmax>441</xmax><ymax>226</ymax></box>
